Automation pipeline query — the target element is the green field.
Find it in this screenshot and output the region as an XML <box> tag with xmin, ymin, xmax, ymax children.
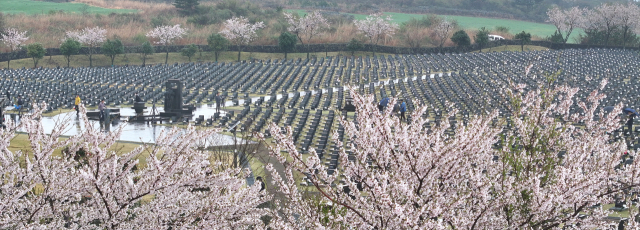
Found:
<box><xmin>289</xmin><ymin>9</ymin><xmax>581</xmax><ymax>43</ymax></box>
<box><xmin>1</xmin><ymin>0</ymin><xmax>136</xmax><ymax>15</ymax></box>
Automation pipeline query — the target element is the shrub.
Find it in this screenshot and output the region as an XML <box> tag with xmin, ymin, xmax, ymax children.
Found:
<box><xmin>346</xmin><ymin>38</ymin><xmax>364</xmax><ymax>56</ymax></box>
<box><xmin>494</xmin><ymin>26</ymin><xmax>510</xmax><ymax>34</ymax></box>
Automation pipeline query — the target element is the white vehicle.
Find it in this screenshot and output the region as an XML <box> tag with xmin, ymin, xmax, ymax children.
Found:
<box><xmin>488</xmin><ymin>34</ymin><xmax>505</xmax><ymax>41</ymax></box>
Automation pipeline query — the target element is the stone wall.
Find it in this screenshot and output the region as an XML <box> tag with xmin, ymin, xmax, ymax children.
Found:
<box><xmin>1</xmin><ymin>40</ymin><xmax>636</xmax><ymax>63</ymax></box>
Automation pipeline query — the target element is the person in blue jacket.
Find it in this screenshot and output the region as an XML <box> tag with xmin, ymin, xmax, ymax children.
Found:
<box><xmin>399</xmin><ymin>99</ymin><xmax>407</xmax><ymax>121</ymax></box>
<box><xmin>379</xmin><ymin>97</ymin><xmax>389</xmax><ymax>113</ymax></box>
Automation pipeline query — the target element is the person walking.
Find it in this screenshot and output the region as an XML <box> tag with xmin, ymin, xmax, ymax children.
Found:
<box><xmin>75</xmin><ymin>95</ymin><xmax>81</xmax><ymax>116</ymax></box>
<box><xmin>399</xmin><ymin>99</ymin><xmax>407</xmax><ymax>122</ymax></box>
<box><xmin>379</xmin><ymin>97</ymin><xmax>389</xmax><ymax>113</ymax></box>
<box><xmin>15</xmin><ymin>96</ymin><xmax>23</xmax><ymax>116</ymax></box>
<box><xmin>215</xmin><ymin>92</ymin><xmax>223</xmax><ymax>113</ymax></box>
<box><xmin>627</xmin><ymin>111</ymin><xmax>635</xmax><ymax>136</ymax></box>
<box><xmin>99</xmin><ymin>99</ymin><xmax>106</xmax><ymax>121</ymax></box>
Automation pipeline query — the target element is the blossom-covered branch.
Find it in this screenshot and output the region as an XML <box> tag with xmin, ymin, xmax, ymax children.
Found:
<box><xmin>1</xmin><ymin>28</ymin><xmax>29</xmax><ymax>68</ymax></box>
<box><xmin>0</xmin><ymin>105</ymin><xmax>270</xmax><ymax>229</ymax></box>
<box><xmin>219</xmin><ymin>16</ymin><xmax>264</xmax><ymax>62</ymax></box>
<box><xmin>146</xmin><ymin>24</ymin><xmax>187</xmax><ymax>64</ymax></box>
<box><xmin>65</xmin><ymin>26</ymin><xmax>107</xmax><ymax>67</ymax></box>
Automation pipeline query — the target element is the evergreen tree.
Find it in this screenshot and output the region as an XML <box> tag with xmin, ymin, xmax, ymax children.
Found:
<box><xmin>173</xmin><ymin>0</ymin><xmax>199</xmax><ymax>15</ymax></box>
<box><xmin>60</xmin><ymin>38</ymin><xmax>81</xmax><ymax>68</ymax></box>
<box><xmin>474</xmin><ymin>27</ymin><xmax>490</xmax><ymax>52</ymax></box>
<box><xmin>140</xmin><ymin>41</ymin><xmax>155</xmax><ymax>66</ymax></box>
<box><xmin>546</xmin><ymin>31</ymin><xmax>564</xmax><ymax>43</ymax></box>
<box><xmin>102</xmin><ymin>39</ymin><xmax>124</xmax><ymax>66</ymax></box>
<box><xmin>514</xmin><ymin>31</ymin><xmax>531</xmax><ymax>52</ymax></box>
<box><xmin>207</xmin><ymin>34</ymin><xmax>228</xmax><ymax>62</ymax></box>
<box><xmin>451</xmin><ymin>30</ymin><xmax>471</xmax><ymax>51</ymax></box>
<box><xmin>346</xmin><ymin>38</ymin><xmax>364</xmax><ymax>56</ymax></box>
<box><xmin>278</xmin><ymin>32</ymin><xmax>297</xmax><ymax>60</ymax></box>
<box><xmin>26</xmin><ymin>43</ymin><xmax>45</xmax><ymax>68</ymax></box>
<box><xmin>181</xmin><ymin>44</ymin><xmax>198</xmax><ymax>62</ymax></box>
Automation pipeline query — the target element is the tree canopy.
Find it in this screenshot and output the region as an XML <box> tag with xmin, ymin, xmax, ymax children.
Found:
<box><xmin>101</xmin><ymin>39</ymin><xmax>124</xmax><ymax>66</ymax></box>
<box><xmin>60</xmin><ymin>39</ymin><xmax>82</xmax><ymax>68</ymax></box>
<box><xmin>26</xmin><ymin>43</ymin><xmax>45</xmax><ymax>68</ymax></box>
<box><xmin>278</xmin><ymin>31</ymin><xmax>297</xmax><ymax>60</ymax></box>
<box><xmin>207</xmin><ymin>33</ymin><xmax>229</xmax><ymax>62</ymax></box>
<box><xmin>451</xmin><ymin>30</ymin><xmax>471</xmax><ymax>48</ymax></box>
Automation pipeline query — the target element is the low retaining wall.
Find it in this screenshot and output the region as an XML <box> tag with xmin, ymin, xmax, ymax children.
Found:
<box><xmin>1</xmin><ymin>40</ymin><xmax>636</xmax><ymax>63</ymax></box>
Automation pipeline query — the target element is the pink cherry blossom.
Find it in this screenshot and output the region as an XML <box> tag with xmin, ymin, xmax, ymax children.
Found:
<box><xmin>264</xmin><ymin>76</ymin><xmax>640</xmax><ymax>229</ymax></box>
<box><xmin>219</xmin><ymin>17</ymin><xmax>264</xmax><ymax>46</ymax></box>
<box><xmin>433</xmin><ymin>18</ymin><xmax>454</xmax><ymax>48</ymax></box>
<box><xmin>547</xmin><ymin>7</ymin><xmax>585</xmax><ymax>44</ymax></box>
<box><xmin>145</xmin><ymin>24</ymin><xmax>187</xmax><ymax>47</ymax></box>
<box><xmin>65</xmin><ymin>26</ymin><xmax>107</xmax><ymax>67</ymax></box>
<box><xmin>284</xmin><ymin>11</ymin><xmax>330</xmax><ymax>45</ymax></box>
<box><xmin>0</xmin><ymin>105</ymin><xmax>269</xmax><ymax>229</ymax></box>
<box><xmin>354</xmin><ymin>13</ymin><xmax>398</xmax><ymax>46</ymax></box>
<box><xmin>1</xmin><ymin>28</ymin><xmax>29</xmax><ymax>52</ymax></box>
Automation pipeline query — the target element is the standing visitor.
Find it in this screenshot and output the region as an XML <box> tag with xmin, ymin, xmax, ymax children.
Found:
<box><xmin>75</xmin><ymin>95</ymin><xmax>81</xmax><ymax>116</ymax></box>
<box><xmin>627</xmin><ymin>111</ymin><xmax>635</xmax><ymax>136</ymax></box>
<box><xmin>215</xmin><ymin>92</ymin><xmax>223</xmax><ymax>113</ymax></box>
<box><xmin>399</xmin><ymin>99</ymin><xmax>407</xmax><ymax>122</ymax></box>
<box><xmin>379</xmin><ymin>97</ymin><xmax>389</xmax><ymax>113</ymax></box>
<box><xmin>15</xmin><ymin>96</ymin><xmax>24</xmax><ymax>116</ymax></box>
<box><xmin>99</xmin><ymin>99</ymin><xmax>106</xmax><ymax>121</ymax></box>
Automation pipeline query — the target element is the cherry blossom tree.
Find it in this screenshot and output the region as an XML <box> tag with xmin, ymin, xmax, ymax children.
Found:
<box><xmin>66</xmin><ymin>26</ymin><xmax>107</xmax><ymax>67</ymax></box>
<box><xmin>0</xmin><ymin>104</ymin><xmax>270</xmax><ymax>229</ymax></box>
<box><xmin>219</xmin><ymin>16</ymin><xmax>264</xmax><ymax>62</ymax></box>
<box><xmin>614</xmin><ymin>3</ymin><xmax>640</xmax><ymax>48</ymax></box>
<box><xmin>433</xmin><ymin>18</ymin><xmax>454</xmax><ymax>50</ymax></box>
<box><xmin>491</xmin><ymin>77</ymin><xmax>633</xmax><ymax>229</ymax></box>
<box><xmin>354</xmin><ymin>13</ymin><xmax>398</xmax><ymax>56</ymax></box>
<box><xmin>264</xmin><ymin>91</ymin><xmax>504</xmax><ymax>229</ymax></box>
<box><xmin>264</xmin><ymin>75</ymin><xmax>640</xmax><ymax>228</ymax></box>
<box><xmin>1</xmin><ymin>28</ymin><xmax>28</xmax><ymax>68</ymax></box>
<box><xmin>283</xmin><ymin>11</ymin><xmax>330</xmax><ymax>59</ymax></box>
<box><xmin>583</xmin><ymin>4</ymin><xmax>621</xmax><ymax>46</ymax></box>
<box><xmin>546</xmin><ymin>7</ymin><xmax>585</xmax><ymax>44</ymax></box>
<box><xmin>146</xmin><ymin>24</ymin><xmax>187</xmax><ymax>65</ymax></box>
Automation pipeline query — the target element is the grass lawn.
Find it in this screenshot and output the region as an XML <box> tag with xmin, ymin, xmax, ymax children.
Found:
<box><xmin>1</xmin><ymin>0</ymin><xmax>136</xmax><ymax>15</ymax></box>
<box><xmin>5</xmin><ymin>50</ymin><xmax>393</xmax><ymax>69</ymax></box>
<box><xmin>472</xmin><ymin>45</ymin><xmax>550</xmax><ymax>52</ymax></box>
<box><xmin>288</xmin><ymin>9</ymin><xmax>581</xmax><ymax>43</ymax></box>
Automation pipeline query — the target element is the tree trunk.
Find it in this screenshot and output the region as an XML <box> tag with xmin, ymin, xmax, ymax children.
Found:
<box><xmin>237</xmin><ymin>50</ymin><xmax>241</xmax><ymax>62</ymax></box>
<box><xmin>67</xmin><ymin>58</ymin><xmax>71</xmax><ymax>68</ymax></box>
<box><xmin>215</xmin><ymin>51</ymin><xmax>219</xmax><ymax>62</ymax></box>
<box><xmin>521</xmin><ymin>41</ymin><xmax>524</xmax><ymax>52</ymax></box>
<box><xmin>33</xmin><ymin>58</ymin><xmax>37</xmax><ymax>68</ymax></box>
<box><xmin>89</xmin><ymin>53</ymin><xmax>93</xmax><ymax>67</ymax></box>
<box><xmin>142</xmin><ymin>55</ymin><xmax>146</xmax><ymax>67</ymax></box>
<box><xmin>284</xmin><ymin>52</ymin><xmax>287</xmax><ymax>60</ymax></box>
<box><xmin>111</xmin><ymin>56</ymin><xmax>115</xmax><ymax>66</ymax></box>
<box><xmin>165</xmin><ymin>47</ymin><xmax>169</xmax><ymax>65</ymax></box>
<box><xmin>623</xmin><ymin>27</ymin><xmax>628</xmax><ymax>49</ymax></box>
<box><xmin>7</xmin><ymin>60</ymin><xmax>10</xmax><ymax>69</ymax></box>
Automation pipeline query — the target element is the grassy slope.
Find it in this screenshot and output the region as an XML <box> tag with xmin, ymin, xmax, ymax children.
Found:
<box><xmin>2</xmin><ymin>0</ymin><xmax>136</xmax><ymax>15</ymax></box>
<box><xmin>289</xmin><ymin>9</ymin><xmax>581</xmax><ymax>43</ymax></box>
